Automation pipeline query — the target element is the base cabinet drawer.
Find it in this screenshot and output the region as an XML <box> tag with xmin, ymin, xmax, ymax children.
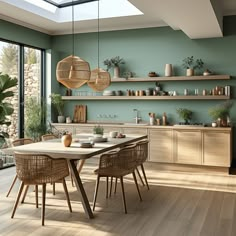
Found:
<box><xmin>149</xmin><ymin>129</ymin><xmax>173</xmax><ymax>163</ymax></box>
<box><xmin>203</xmin><ymin>131</ymin><xmax>231</xmax><ymax>167</ymax></box>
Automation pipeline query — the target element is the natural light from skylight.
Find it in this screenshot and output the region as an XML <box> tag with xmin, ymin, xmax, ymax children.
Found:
<box><xmin>3</xmin><ymin>0</ymin><xmax>143</xmax><ymax>22</ymax></box>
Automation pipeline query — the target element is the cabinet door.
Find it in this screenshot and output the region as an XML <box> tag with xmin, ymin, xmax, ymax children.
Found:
<box><xmin>174</xmin><ymin>130</ymin><xmax>202</xmax><ymax>165</ymax></box>
<box><xmin>203</xmin><ymin>131</ymin><xmax>231</xmax><ymax>167</ymax></box>
<box><xmin>149</xmin><ymin>129</ymin><xmax>173</xmax><ymax>163</ymax></box>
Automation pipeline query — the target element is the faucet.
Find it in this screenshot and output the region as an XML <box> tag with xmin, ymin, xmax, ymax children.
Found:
<box><xmin>133</xmin><ymin>109</ymin><xmax>141</xmax><ymax>124</ymax></box>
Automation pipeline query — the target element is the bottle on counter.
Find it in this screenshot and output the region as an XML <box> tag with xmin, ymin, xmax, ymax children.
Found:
<box><xmin>162</xmin><ymin>112</ymin><xmax>167</xmax><ymax>126</ymax></box>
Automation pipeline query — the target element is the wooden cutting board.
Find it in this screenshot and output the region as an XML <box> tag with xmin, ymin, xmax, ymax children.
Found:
<box><xmin>73</xmin><ymin>105</ymin><xmax>87</xmax><ymax>123</ymax></box>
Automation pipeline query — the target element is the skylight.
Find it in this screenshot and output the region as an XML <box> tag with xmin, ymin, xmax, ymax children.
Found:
<box><xmin>2</xmin><ymin>0</ymin><xmax>143</xmax><ymax>22</ymax></box>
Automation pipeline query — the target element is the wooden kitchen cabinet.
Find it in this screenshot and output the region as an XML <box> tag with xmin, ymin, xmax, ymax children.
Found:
<box><xmin>174</xmin><ymin>130</ymin><xmax>202</xmax><ymax>165</ymax></box>
<box><xmin>203</xmin><ymin>131</ymin><xmax>231</xmax><ymax>167</ymax></box>
<box><xmin>149</xmin><ymin>129</ymin><xmax>173</xmax><ymax>163</ymax></box>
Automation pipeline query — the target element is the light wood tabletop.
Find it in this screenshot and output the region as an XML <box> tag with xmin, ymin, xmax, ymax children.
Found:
<box><xmin>7</xmin><ymin>133</ymin><xmax>147</xmax><ymax>219</ymax></box>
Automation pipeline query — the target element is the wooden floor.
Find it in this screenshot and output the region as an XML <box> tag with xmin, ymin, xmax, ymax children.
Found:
<box><xmin>1</xmin><ymin>160</ymin><xmax>236</xmax><ymax>236</ymax></box>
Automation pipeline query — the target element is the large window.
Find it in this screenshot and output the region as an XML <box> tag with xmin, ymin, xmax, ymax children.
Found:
<box><xmin>0</xmin><ymin>40</ymin><xmax>45</xmax><ymax>140</ymax></box>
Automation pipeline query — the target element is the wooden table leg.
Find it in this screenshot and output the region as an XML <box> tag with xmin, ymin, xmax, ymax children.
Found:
<box><xmin>68</xmin><ymin>159</ymin><xmax>94</xmax><ymax>219</ymax></box>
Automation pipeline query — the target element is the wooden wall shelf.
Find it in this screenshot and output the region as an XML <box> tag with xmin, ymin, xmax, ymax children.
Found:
<box><xmin>62</xmin><ymin>95</ymin><xmax>230</xmax><ymax>101</ymax></box>
<box><xmin>111</xmin><ymin>75</ymin><xmax>230</xmax><ymax>82</ymax></box>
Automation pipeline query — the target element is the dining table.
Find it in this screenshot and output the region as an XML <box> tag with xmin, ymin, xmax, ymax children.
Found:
<box><xmin>6</xmin><ymin>133</ymin><xmax>148</xmax><ymax>219</ymax></box>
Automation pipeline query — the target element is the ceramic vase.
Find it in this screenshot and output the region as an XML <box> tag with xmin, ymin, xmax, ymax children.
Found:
<box><xmin>186</xmin><ymin>68</ymin><xmax>194</xmax><ymax>76</ymax></box>
<box><xmin>61</xmin><ymin>134</ymin><xmax>72</xmax><ymax>147</ymax></box>
<box><xmin>113</xmin><ymin>66</ymin><xmax>120</xmax><ymax>79</ymax></box>
<box><xmin>165</xmin><ymin>64</ymin><xmax>173</xmax><ymax>77</ymax></box>
<box><xmin>58</xmin><ymin>115</ymin><xmax>65</xmax><ymax>123</ymax></box>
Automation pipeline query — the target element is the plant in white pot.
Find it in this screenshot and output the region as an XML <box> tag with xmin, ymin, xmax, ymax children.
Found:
<box><xmin>103</xmin><ymin>56</ymin><xmax>125</xmax><ymax>79</ymax></box>
<box><xmin>93</xmin><ymin>124</ymin><xmax>104</xmax><ymax>138</ymax></box>
<box><xmin>182</xmin><ymin>56</ymin><xmax>204</xmax><ymax>76</ymax></box>
<box><xmin>50</xmin><ymin>93</ymin><xmax>65</xmax><ymax>123</ymax></box>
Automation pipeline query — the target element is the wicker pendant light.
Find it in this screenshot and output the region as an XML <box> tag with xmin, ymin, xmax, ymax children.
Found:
<box><xmin>87</xmin><ymin>0</ymin><xmax>110</xmax><ymax>91</ymax></box>
<box><xmin>56</xmin><ymin>0</ymin><xmax>90</xmax><ymax>89</ymax></box>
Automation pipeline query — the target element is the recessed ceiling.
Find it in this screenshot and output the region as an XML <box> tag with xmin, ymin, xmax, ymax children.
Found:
<box><xmin>0</xmin><ymin>0</ymin><xmax>236</xmax><ymax>39</ymax></box>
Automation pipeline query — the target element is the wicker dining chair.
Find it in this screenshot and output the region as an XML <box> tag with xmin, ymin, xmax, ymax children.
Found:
<box><xmin>6</xmin><ymin>138</ymin><xmax>34</xmax><ymax>197</ymax></box>
<box><xmin>93</xmin><ymin>145</ymin><xmax>142</xmax><ymax>214</ymax></box>
<box><xmin>11</xmin><ymin>152</ymin><xmax>72</xmax><ymax>226</ymax></box>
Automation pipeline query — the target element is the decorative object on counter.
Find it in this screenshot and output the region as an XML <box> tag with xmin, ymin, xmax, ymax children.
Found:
<box><xmin>123</xmin><ymin>71</ymin><xmax>135</xmax><ymax>79</ymax></box>
<box><xmin>93</xmin><ymin>124</ymin><xmax>104</xmax><ymax>137</ymax></box>
<box><xmin>149</xmin><ymin>113</ymin><xmax>155</xmax><ymax>125</ymax></box>
<box><xmin>61</xmin><ymin>132</ymin><xmax>72</xmax><ymax>147</ymax></box>
<box><xmin>146</xmin><ymin>89</ymin><xmax>152</xmax><ymax>96</ymax></box>
<box><xmin>73</xmin><ymin>105</ymin><xmax>87</xmax><ymax>123</ymax></box>
<box><xmin>203</xmin><ymin>69</ymin><xmax>212</xmax><ymax>76</ymax></box>
<box><xmin>184</xmin><ymin>89</ymin><xmax>189</xmax><ymax>95</ymax></box>
<box><xmin>208</xmin><ymin>101</ymin><xmax>233</xmax><ymax>127</ymax></box>
<box><xmin>176</xmin><ymin>108</ymin><xmax>193</xmax><ymax>125</ymax></box>
<box><xmin>155</xmin><ymin>82</ymin><xmax>161</xmax><ymax>92</ymax></box>
<box><xmin>165</xmin><ymin>64</ymin><xmax>173</xmax><ymax>77</ymax></box>
<box><xmin>50</xmin><ymin>93</ymin><xmax>65</xmax><ymax>123</ymax></box>
<box><xmin>225</xmin><ymin>85</ymin><xmax>231</xmax><ymax>96</ymax></box>
<box><xmin>182</xmin><ymin>56</ymin><xmax>204</xmax><ymax>76</ymax></box>
<box><xmin>202</xmin><ymin>89</ymin><xmax>207</xmax><ymax>96</ymax></box>
<box><xmin>103</xmin><ymin>56</ymin><xmax>125</xmax><ymax>79</ymax></box>
<box><xmin>115</xmin><ymin>90</ymin><xmax>122</xmax><ymax>96</ymax></box>
<box><xmin>56</xmin><ymin>3</ymin><xmax>90</xmax><ymax>89</ymax></box>
<box><xmin>109</xmin><ymin>131</ymin><xmax>118</xmax><ymax>138</ymax></box>
<box><xmin>66</xmin><ymin>117</ymin><xmax>72</xmax><ymax>124</ymax></box>
<box><xmin>162</xmin><ymin>112</ymin><xmax>167</xmax><ymax>126</ymax></box>
<box><xmin>194</xmin><ymin>89</ymin><xmax>199</xmax><ymax>95</ymax></box>
<box><xmin>211</xmin><ymin>122</ymin><xmax>217</xmax><ymax>127</ymax></box>
<box><xmin>148</xmin><ymin>71</ymin><xmax>158</xmax><ymax>77</ymax></box>
<box><xmin>156</xmin><ymin>118</ymin><xmax>161</xmax><ymax>126</ymax></box>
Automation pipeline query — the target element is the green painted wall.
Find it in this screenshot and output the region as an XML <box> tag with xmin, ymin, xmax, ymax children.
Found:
<box><xmin>52</xmin><ymin>21</ymin><xmax>236</xmax><ymax>127</ymax></box>
<box><xmin>0</xmin><ymin>20</ymin><xmax>51</xmax><ymax>49</ymax></box>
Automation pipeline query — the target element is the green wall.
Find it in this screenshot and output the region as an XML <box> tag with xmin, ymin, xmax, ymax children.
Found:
<box><xmin>52</xmin><ymin>21</ymin><xmax>236</xmax><ymax>126</ymax></box>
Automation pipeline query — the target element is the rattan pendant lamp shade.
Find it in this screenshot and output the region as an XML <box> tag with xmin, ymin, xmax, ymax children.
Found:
<box><xmin>87</xmin><ymin>0</ymin><xmax>110</xmax><ymax>92</ymax></box>
<box><xmin>56</xmin><ymin>1</ymin><xmax>90</xmax><ymax>89</ymax></box>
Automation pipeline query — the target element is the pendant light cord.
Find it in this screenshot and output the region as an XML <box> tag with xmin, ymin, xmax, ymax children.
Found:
<box><xmin>72</xmin><ymin>0</ymin><xmax>75</xmax><ymax>57</ymax></box>
<box><xmin>98</xmin><ymin>0</ymin><xmax>100</xmax><ymax>69</ymax></box>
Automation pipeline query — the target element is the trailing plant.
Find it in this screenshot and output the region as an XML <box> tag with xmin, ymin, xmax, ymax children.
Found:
<box><xmin>25</xmin><ymin>97</ymin><xmax>47</xmax><ymax>142</ymax></box>
<box><xmin>182</xmin><ymin>56</ymin><xmax>204</xmax><ymax>70</ymax></box>
<box><xmin>208</xmin><ymin>101</ymin><xmax>233</xmax><ymax>121</ymax></box>
<box><xmin>50</xmin><ymin>93</ymin><xmax>64</xmax><ymax>116</ymax></box>
<box><xmin>103</xmin><ymin>56</ymin><xmax>125</xmax><ymax>71</ymax></box>
<box><xmin>0</xmin><ymin>73</ymin><xmax>18</xmax><ymax>148</ymax></box>
<box><xmin>176</xmin><ymin>108</ymin><xmax>193</xmax><ymax>124</ymax></box>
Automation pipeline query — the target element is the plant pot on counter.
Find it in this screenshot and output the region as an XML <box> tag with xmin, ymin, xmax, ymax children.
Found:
<box><xmin>186</xmin><ymin>68</ymin><xmax>194</xmax><ymax>76</ymax></box>
<box><xmin>58</xmin><ymin>115</ymin><xmax>65</xmax><ymax>123</ymax></box>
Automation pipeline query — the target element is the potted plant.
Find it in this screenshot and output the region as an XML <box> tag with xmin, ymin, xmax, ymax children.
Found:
<box><xmin>93</xmin><ymin>124</ymin><xmax>104</xmax><ymax>137</ymax></box>
<box><xmin>182</xmin><ymin>56</ymin><xmax>204</xmax><ymax>76</ymax></box>
<box><xmin>25</xmin><ymin>97</ymin><xmax>47</xmax><ymax>142</ymax></box>
<box><xmin>0</xmin><ymin>73</ymin><xmax>18</xmax><ymax>148</ymax></box>
<box><xmin>50</xmin><ymin>93</ymin><xmax>65</xmax><ymax>123</ymax></box>
<box><xmin>103</xmin><ymin>56</ymin><xmax>125</xmax><ymax>79</ymax></box>
<box><xmin>176</xmin><ymin>108</ymin><xmax>193</xmax><ymax>124</ymax></box>
<box><xmin>208</xmin><ymin>101</ymin><xmax>233</xmax><ymax>127</ymax></box>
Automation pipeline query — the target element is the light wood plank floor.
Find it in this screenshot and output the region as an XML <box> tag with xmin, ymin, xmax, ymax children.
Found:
<box><xmin>1</xmin><ymin>160</ymin><xmax>236</xmax><ymax>236</ymax></box>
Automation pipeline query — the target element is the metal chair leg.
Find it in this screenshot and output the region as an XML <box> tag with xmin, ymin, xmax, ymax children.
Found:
<box><xmin>6</xmin><ymin>174</ymin><xmax>18</xmax><ymax>197</ymax></box>
<box><xmin>41</xmin><ymin>184</ymin><xmax>46</xmax><ymax>226</ymax></box>
<box><xmin>62</xmin><ymin>178</ymin><xmax>72</xmax><ymax>212</ymax></box>
<box><xmin>132</xmin><ymin>171</ymin><xmax>142</xmax><ymax>201</ymax></box>
<box><xmin>140</xmin><ymin>164</ymin><xmax>149</xmax><ymax>190</ymax></box>
<box><xmin>93</xmin><ymin>176</ymin><xmax>100</xmax><ymax>211</ymax></box>
<box><xmin>120</xmin><ymin>176</ymin><xmax>127</xmax><ymax>214</ymax></box>
<box><xmin>11</xmin><ymin>181</ymin><xmax>24</xmax><ymax>218</ymax></box>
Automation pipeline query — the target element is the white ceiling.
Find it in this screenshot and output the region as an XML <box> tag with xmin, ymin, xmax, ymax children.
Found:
<box><xmin>0</xmin><ymin>0</ymin><xmax>236</xmax><ymax>39</ymax></box>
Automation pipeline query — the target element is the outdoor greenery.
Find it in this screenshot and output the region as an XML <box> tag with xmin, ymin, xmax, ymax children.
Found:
<box><xmin>50</xmin><ymin>93</ymin><xmax>64</xmax><ymax>116</ymax></box>
<box><xmin>182</xmin><ymin>56</ymin><xmax>204</xmax><ymax>70</ymax></box>
<box><xmin>0</xmin><ymin>73</ymin><xmax>18</xmax><ymax>147</ymax></box>
<box><xmin>176</xmin><ymin>108</ymin><xmax>193</xmax><ymax>124</ymax></box>
<box><xmin>208</xmin><ymin>101</ymin><xmax>233</xmax><ymax>121</ymax></box>
<box><xmin>25</xmin><ymin>97</ymin><xmax>47</xmax><ymax>142</ymax></box>
<box><xmin>103</xmin><ymin>56</ymin><xmax>125</xmax><ymax>71</ymax></box>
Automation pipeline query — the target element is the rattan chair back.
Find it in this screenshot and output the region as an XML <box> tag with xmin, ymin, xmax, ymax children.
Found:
<box><xmin>135</xmin><ymin>140</ymin><xmax>149</xmax><ymax>165</ymax></box>
<box><xmin>12</xmin><ymin>138</ymin><xmax>33</xmax><ymax>147</ymax></box>
<box><xmin>41</xmin><ymin>134</ymin><xmax>58</xmax><ymax>141</ymax></box>
<box><xmin>14</xmin><ymin>153</ymin><xmax>69</xmax><ymax>185</ymax></box>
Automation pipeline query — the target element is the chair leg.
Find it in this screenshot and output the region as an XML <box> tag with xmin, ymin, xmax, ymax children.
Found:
<box><xmin>140</xmin><ymin>164</ymin><xmax>149</xmax><ymax>190</ymax></box>
<box><xmin>136</xmin><ymin>167</ymin><xmax>145</xmax><ymax>186</ymax></box>
<box><xmin>120</xmin><ymin>177</ymin><xmax>127</xmax><ymax>214</ymax></box>
<box><xmin>6</xmin><ymin>174</ymin><xmax>18</xmax><ymax>197</ymax></box>
<box><xmin>62</xmin><ymin>178</ymin><xmax>72</xmax><ymax>212</ymax></box>
<box><xmin>71</xmin><ymin>173</ymin><xmax>74</xmax><ymax>187</ymax></box>
<box><xmin>21</xmin><ymin>185</ymin><xmax>29</xmax><ymax>203</ymax></box>
<box><xmin>93</xmin><ymin>175</ymin><xmax>100</xmax><ymax>211</ymax></box>
<box><xmin>11</xmin><ymin>181</ymin><xmax>25</xmax><ymax>218</ymax></box>
<box><xmin>132</xmin><ymin>171</ymin><xmax>142</xmax><ymax>201</ymax></box>
<box><xmin>41</xmin><ymin>183</ymin><xmax>46</xmax><ymax>226</ymax></box>
<box><xmin>106</xmin><ymin>177</ymin><xmax>109</xmax><ymax>198</ymax></box>
<box><xmin>109</xmin><ymin>177</ymin><xmax>113</xmax><ymax>197</ymax></box>
<box><xmin>35</xmin><ymin>185</ymin><xmax>38</xmax><ymax>208</ymax></box>
<box><xmin>114</xmin><ymin>178</ymin><xmax>118</xmax><ymax>194</ymax></box>
<box><xmin>77</xmin><ymin>159</ymin><xmax>86</xmax><ymax>174</ymax></box>
<box><xmin>53</xmin><ymin>183</ymin><xmax>56</xmax><ymax>195</ymax></box>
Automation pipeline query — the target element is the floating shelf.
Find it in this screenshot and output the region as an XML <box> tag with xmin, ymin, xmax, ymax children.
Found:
<box><xmin>62</xmin><ymin>95</ymin><xmax>230</xmax><ymax>101</ymax></box>
<box><xmin>110</xmin><ymin>75</ymin><xmax>230</xmax><ymax>82</ymax></box>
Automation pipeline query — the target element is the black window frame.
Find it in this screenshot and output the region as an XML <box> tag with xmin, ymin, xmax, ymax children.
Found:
<box><xmin>43</xmin><ymin>0</ymin><xmax>97</xmax><ymax>8</ymax></box>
